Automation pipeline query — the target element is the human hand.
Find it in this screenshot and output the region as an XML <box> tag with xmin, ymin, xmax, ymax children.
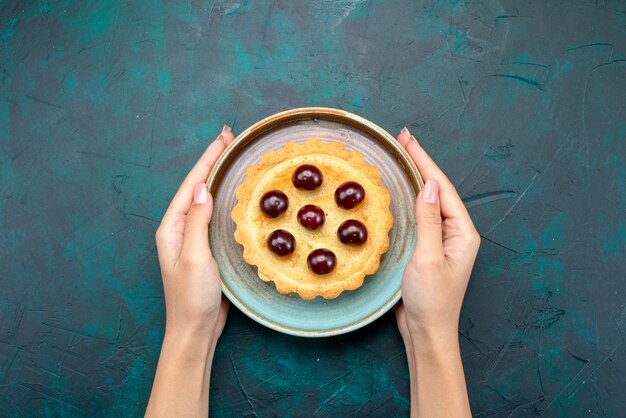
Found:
<box><xmin>155</xmin><ymin>125</ymin><xmax>234</xmax><ymax>347</ymax></box>
<box><xmin>393</xmin><ymin>128</ymin><xmax>479</xmax><ymax>417</ymax></box>
<box><xmin>394</xmin><ymin>128</ymin><xmax>480</xmax><ymax>344</ymax></box>
<box><xmin>147</xmin><ymin>126</ymin><xmax>234</xmax><ymax>417</ymax></box>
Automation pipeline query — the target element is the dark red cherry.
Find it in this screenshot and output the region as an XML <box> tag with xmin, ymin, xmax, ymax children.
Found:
<box><xmin>337</xmin><ymin>220</ymin><xmax>368</xmax><ymax>245</ymax></box>
<box><xmin>260</xmin><ymin>190</ymin><xmax>288</xmax><ymax>217</ymax></box>
<box><xmin>292</xmin><ymin>164</ymin><xmax>323</xmax><ymax>190</ymax></box>
<box><xmin>335</xmin><ymin>181</ymin><xmax>365</xmax><ymax>209</ymax></box>
<box><xmin>307</xmin><ymin>249</ymin><xmax>336</xmax><ymax>274</ymax></box>
<box><xmin>267</xmin><ymin>230</ymin><xmax>295</xmax><ymax>256</ymax></box>
<box><xmin>297</xmin><ymin>205</ymin><xmax>325</xmax><ymax>230</ymax></box>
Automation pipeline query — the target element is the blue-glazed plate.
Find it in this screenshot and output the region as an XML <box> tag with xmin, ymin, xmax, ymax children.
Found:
<box><xmin>208</xmin><ymin>108</ymin><xmax>422</xmax><ymax>337</ymax></box>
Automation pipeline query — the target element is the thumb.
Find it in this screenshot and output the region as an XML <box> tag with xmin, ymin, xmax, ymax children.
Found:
<box><xmin>181</xmin><ymin>183</ymin><xmax>214</xmax><ymax>261</ymax></box>
<box><xmin>414</xmin><ymin>179</ymin><xmax>443</xmax><ymax>262</ymax></box>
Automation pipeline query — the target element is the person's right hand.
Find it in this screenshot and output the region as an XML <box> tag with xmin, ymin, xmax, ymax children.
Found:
<box><xmin>394</xmin><ymin>128</ymin><xmax>480</xmax><ymax>342</ymax></box>
<box><xmin>394</xmin><ymin>128</ymin><xmax>479</xmax><ymax>417</ymax></box>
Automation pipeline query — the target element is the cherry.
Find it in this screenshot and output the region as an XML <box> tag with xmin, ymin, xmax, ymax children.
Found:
<box><xmin>337</xmin><ymin>220</ymin><xmax>368</xmax><ymax>245</ymax></box>
<box><xmin>297</xmin><ymin>205</ymin><xmax>325</xmax><ymax>230</ymax></box>
<box><xmin>307</xmin><ymin>249</ymin><xmax>336</xmax><ymax>274</ymax></box>
<box><xmin>292</xmin><ymin>165</ymin><xmax>323</xmax><ymax>190</ymax></box>
<box><xmin>335</xmin><ymin>181</ymin><xmax>365</xmax><ymax>209</ymax></box>
<box><xmin>260</xmin><ymin>190</ymin><xmax>288</xmax><ymax>217</ymax></box>
<box><xmin>267</xmin><ymin>230</ymin><xmax>295</xmax><ymax>256</ymax></box>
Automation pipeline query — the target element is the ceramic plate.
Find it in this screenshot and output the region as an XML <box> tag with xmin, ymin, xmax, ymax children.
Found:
<box><xmin>208</xmin><ymin>108</ymin><xmax>422</xmax><ymax>337</ymax></box>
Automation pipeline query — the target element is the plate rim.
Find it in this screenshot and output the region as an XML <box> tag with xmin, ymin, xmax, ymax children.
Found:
<box><xmin>207</xmin><ymin>107</ymin><xmax>423</xmax><ymax>337</ymax></box>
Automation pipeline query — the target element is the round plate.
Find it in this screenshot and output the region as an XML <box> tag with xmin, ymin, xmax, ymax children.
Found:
<box><xmin>208</xmin><ymin>107</ymin><xmax>422</xmax><ymax>337</ymax></box>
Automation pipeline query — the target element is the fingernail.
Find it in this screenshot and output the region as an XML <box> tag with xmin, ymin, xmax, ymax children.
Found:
<box><xmin>217</xmin><ymin>125</ymin><xmax>231</xmax><ymax>145</ymax></box>
<box><xmin>423</xmin><ymin>179</ymin><xmax>439</xmax><ymax>204</ymax></box>
<box><xmin>410</xmin><ymin>135</ymin><xmax>420</xmax><ymax>147</ymax></box>
<box><xmin>401</xmin><ymin>126</ymin><xmax>411</xmax><ymax>136</ymax></box>
<box><xmin>193</xmin><ymin>183</ymin><xmax>208</xmax><ymax>205</ymax></box>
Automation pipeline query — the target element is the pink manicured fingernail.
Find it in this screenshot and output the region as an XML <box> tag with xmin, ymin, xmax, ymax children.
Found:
<box><xmin>193</xmin><ymin>183</ymin><xmax>208</xmax><ymax>205</ymax></box>
<box><xmin>423</xmin><ymin>179</ymin><xmax>439</xmax><ymax>204</ymax></box>
<box><xmin>401</xmin><ymin>126</ymin><xmax>411</xmax><ymax>136</ymax></box>
<box><xmin>410</xmin><ymin>135</ymin><xmax>420</xmax><ymax>147</ymax></box>
<box><xmin>217</xmin><ymin>124</ymin><xmax>232</xmax><ymax>144</ymax></box>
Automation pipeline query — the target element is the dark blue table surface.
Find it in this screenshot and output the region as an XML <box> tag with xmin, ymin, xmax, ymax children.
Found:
<box><xmin>1</xmin><ymin>0</ymin><xmax>624</xmax><ymax>416</ymax></box>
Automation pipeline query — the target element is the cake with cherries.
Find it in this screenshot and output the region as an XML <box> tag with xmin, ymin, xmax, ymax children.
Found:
<box><xmin>231</xmin><ymin>140</ymin><xmax>393</xmax><ymax>300</ymax></box>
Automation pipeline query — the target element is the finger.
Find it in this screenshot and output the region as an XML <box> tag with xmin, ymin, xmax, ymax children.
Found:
<box><xmin>214</xmin><ymin>297</ymin><xmax>230</xmax><ymax>338</ymax></box>
<box><xmin>393</xmin><ymin>302</ymin><xmax>404</xmax><ymax>322</ymax></box>
<box><xmin>180</xmin><ymin>184</ymin><xmax>214</xmax><ymax>262</ymax></box>
<box><xmin>221</xmin><ymin>124</ymin><xmax>235</xmax><ymax>146</ymax></box>
<box><xmin>169</xmin><ymin>126</ymin><xmax>233</xmax><ymax>217</ymax></box>
<box><xmin>397</xmin><ymin>127</ymin><xmax>412</xmax><ymax>148</ymax></box>
<box><xmin>393</xmin><ymin>302</ymin><xmax>412</xmax><ymax>347</ymax></box>
<box><xmin>414</xmin><ymin>179</ymin><xmax>444</xmax><ymax>260</ymax></box>
<box><xmin>156</xmin><ymin>140</ymin><xmax>223</xmax><ymax>267</ymax></box>
<box><xmin>402</xmin><ymin>133</ymin><xmax>473</xmax><ymax>227</ymax></box>
<box><xmin>161</xmin><ymin>126</ymin><xmax>234</xmax><ymax>229</ymax></box>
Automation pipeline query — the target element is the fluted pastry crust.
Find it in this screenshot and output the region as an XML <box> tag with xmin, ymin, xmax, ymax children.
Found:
<box><xmin>231</xmin><ymin>140</ymin><xmax>393</xmax><ymax>300</ymax></box>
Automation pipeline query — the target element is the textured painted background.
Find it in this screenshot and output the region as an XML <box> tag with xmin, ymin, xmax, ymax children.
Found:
<box><xmin>1</xmin><ymin>0</ymin><xmax>625</xmax><ymax>416</ymax></box>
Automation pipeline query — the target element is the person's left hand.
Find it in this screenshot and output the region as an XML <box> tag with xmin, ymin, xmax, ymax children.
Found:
<box><xmin>155</xmin><ymin>125</ymin><xmax>234</xmax><ymax>349</ymax></box>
